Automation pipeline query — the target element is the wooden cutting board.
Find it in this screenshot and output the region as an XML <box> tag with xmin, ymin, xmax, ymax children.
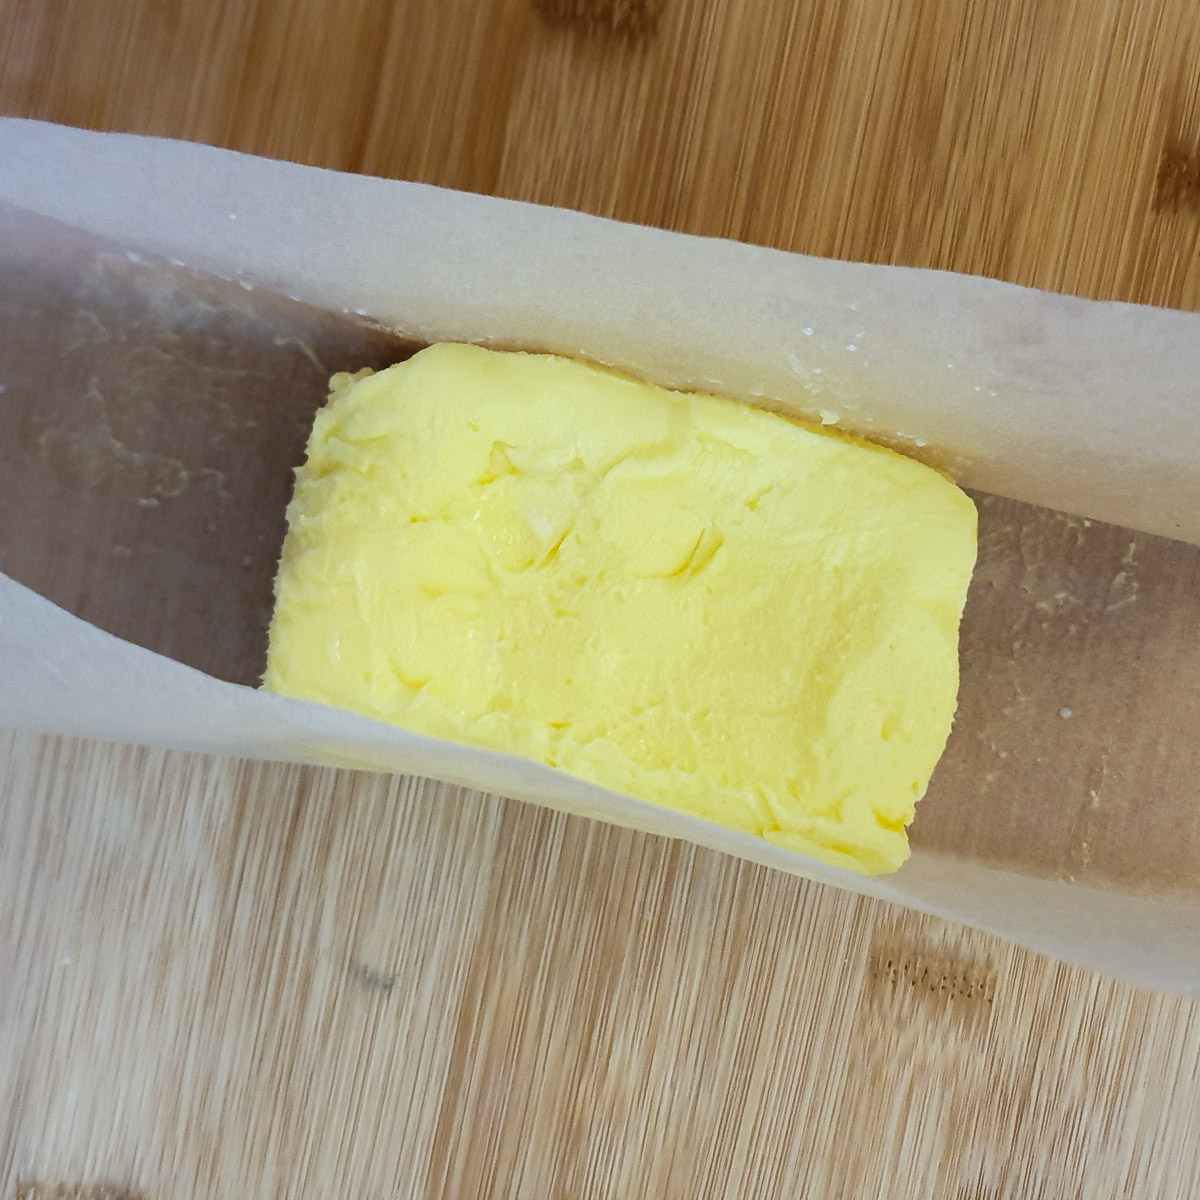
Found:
<box><xmin>4</xmin><ymin>1</ymin><xmax>1200</xmax><ymax>1195</ymax></box>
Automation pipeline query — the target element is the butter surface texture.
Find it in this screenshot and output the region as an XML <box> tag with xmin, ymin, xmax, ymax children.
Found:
<box><xmin>264</xmin><ymin>344</ymin><xmax>977</xmax><ymax>874</ymax></box>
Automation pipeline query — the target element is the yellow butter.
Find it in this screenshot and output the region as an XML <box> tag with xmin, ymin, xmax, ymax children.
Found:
<box><xmin>264</xmin><ymin>343</ymin><xmax>977</xmax><ymax>875</ymax></box>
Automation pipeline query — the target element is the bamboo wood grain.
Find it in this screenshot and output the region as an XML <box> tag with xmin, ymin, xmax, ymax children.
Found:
<box><xmin>4</xmin><ymin>0</ymin><xmax>1200</xmax><ymax>1195</ymax></box>
<box><xmin>5</xmin><ymin>730</ymin><xmax>1200</xmax><ymax>1199</ymax></box>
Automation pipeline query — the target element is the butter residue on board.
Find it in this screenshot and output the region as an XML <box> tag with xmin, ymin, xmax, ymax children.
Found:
<box><xmin>913</xmin><ymin>493</ymin><xmax>1200</xmax><ymax>891</ymax></box>
<box><xmin>0</xmin><ymin>205</ymin><xmax>421</xmax><ymax>684</ymax></box>
<box><xmin>263</xmin><ymin>343</ymin><xmax>977</xmax><ymax>875</ymax></box>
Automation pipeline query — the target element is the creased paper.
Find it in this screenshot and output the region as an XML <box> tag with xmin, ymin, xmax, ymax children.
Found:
<box><xmin>3</xmin><ymin>118</ymin><xmax>1200</xmax><ymax>994</ymax></box>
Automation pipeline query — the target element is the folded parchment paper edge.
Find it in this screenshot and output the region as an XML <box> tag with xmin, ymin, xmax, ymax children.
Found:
<box><xmin>4</xmin><ymin>118</ymin><xmax>1200</xmax><ymax>544</ymax></box>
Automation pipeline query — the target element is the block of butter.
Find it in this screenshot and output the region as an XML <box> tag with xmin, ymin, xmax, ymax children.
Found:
<box><xmin>264</xmin><ymin>343</ymin><xmax>977</xmax><ymax>875</ymax></box>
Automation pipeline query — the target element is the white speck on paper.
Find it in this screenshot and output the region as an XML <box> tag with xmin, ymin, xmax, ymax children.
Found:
<box><xmin>61</xmin><ymin>955</ymin><xmax>72</xmax><ymax>966</ymax></box>
<box><xmin>228</xmin><ymin>212</ymin><xmax>238</xmax><ymax>221</ymax></box>
<box><xmin>845</xmin><ymin>344</ymin><xmax>857</xmax><ymax>352</ymax></box>
<box><xmin>974</xmin><ymin>385</ymin><xmax>982</xmax><ymax>392</ymax></box>
<box><xmin>819</xmin><ymin>409</ymin><xmax>839</xmax><ymax>425</ymax></box>
<box><xmin>812</xmin><ymin>367</ymin><xmax>823</xmax><ymax>375</ymax></box>
<box><xmin>914</xmin><ymin>437</ymin><xmax>927</xmax><ymax>447</ymax></box>
<box><xmin>1059</xmin><ymin>707</ymin><xmax>1074</xmax><ymax>719</ymax></box>
<box><xmin>802</xmin><ymin>327</ymin><xmax>814</xmax><ymax>336</ymax></box>
<box><xmin>0</xmin><ymin>383</ymin><xmax>7</xmax><ymax>394</ymax></box>
<box><xmin>238</xmin><ymin>279</ymin><xmax>254</xmax><ymax>291</ymax></box>
<box><xmin>169</xmin><ymin>257</ymin><xmax>186</xmax><ymax>267</ymax></box>
<box><xmin>946</xmin><ymin>361</ymin><xmax>954</xmax><ymax>369</ymax></box>
<box><xmin>125</xmin><ymin>250</ymin><xmax>144</xmax><ymax>264</ymax></box>
<box><xmin>354</xmin><ymin>307</ymin><xmax>369</xmax><ymax>316</ymax></box>
<box><xmin>786</xmin><ymin>349</ymin><xmax>805</xmax><ymax>374</ymax></box>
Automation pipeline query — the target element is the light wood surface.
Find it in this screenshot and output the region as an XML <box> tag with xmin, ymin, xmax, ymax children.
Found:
<box><xmin>7</xmin><ymin>729</ymin><xmax>1200</xmax><ymax>1200</ymax></box>
<box><xmin>4</xmin><ymin>1</ymin><xmax>1200</xmax><ymax>1196</ymax></box>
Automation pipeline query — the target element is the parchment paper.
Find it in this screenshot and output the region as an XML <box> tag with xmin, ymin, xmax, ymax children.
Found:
<box><xmin>3</xmin><ymin>118</ymin><xmax>1200</xmax><ymax>994</ymax></box>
